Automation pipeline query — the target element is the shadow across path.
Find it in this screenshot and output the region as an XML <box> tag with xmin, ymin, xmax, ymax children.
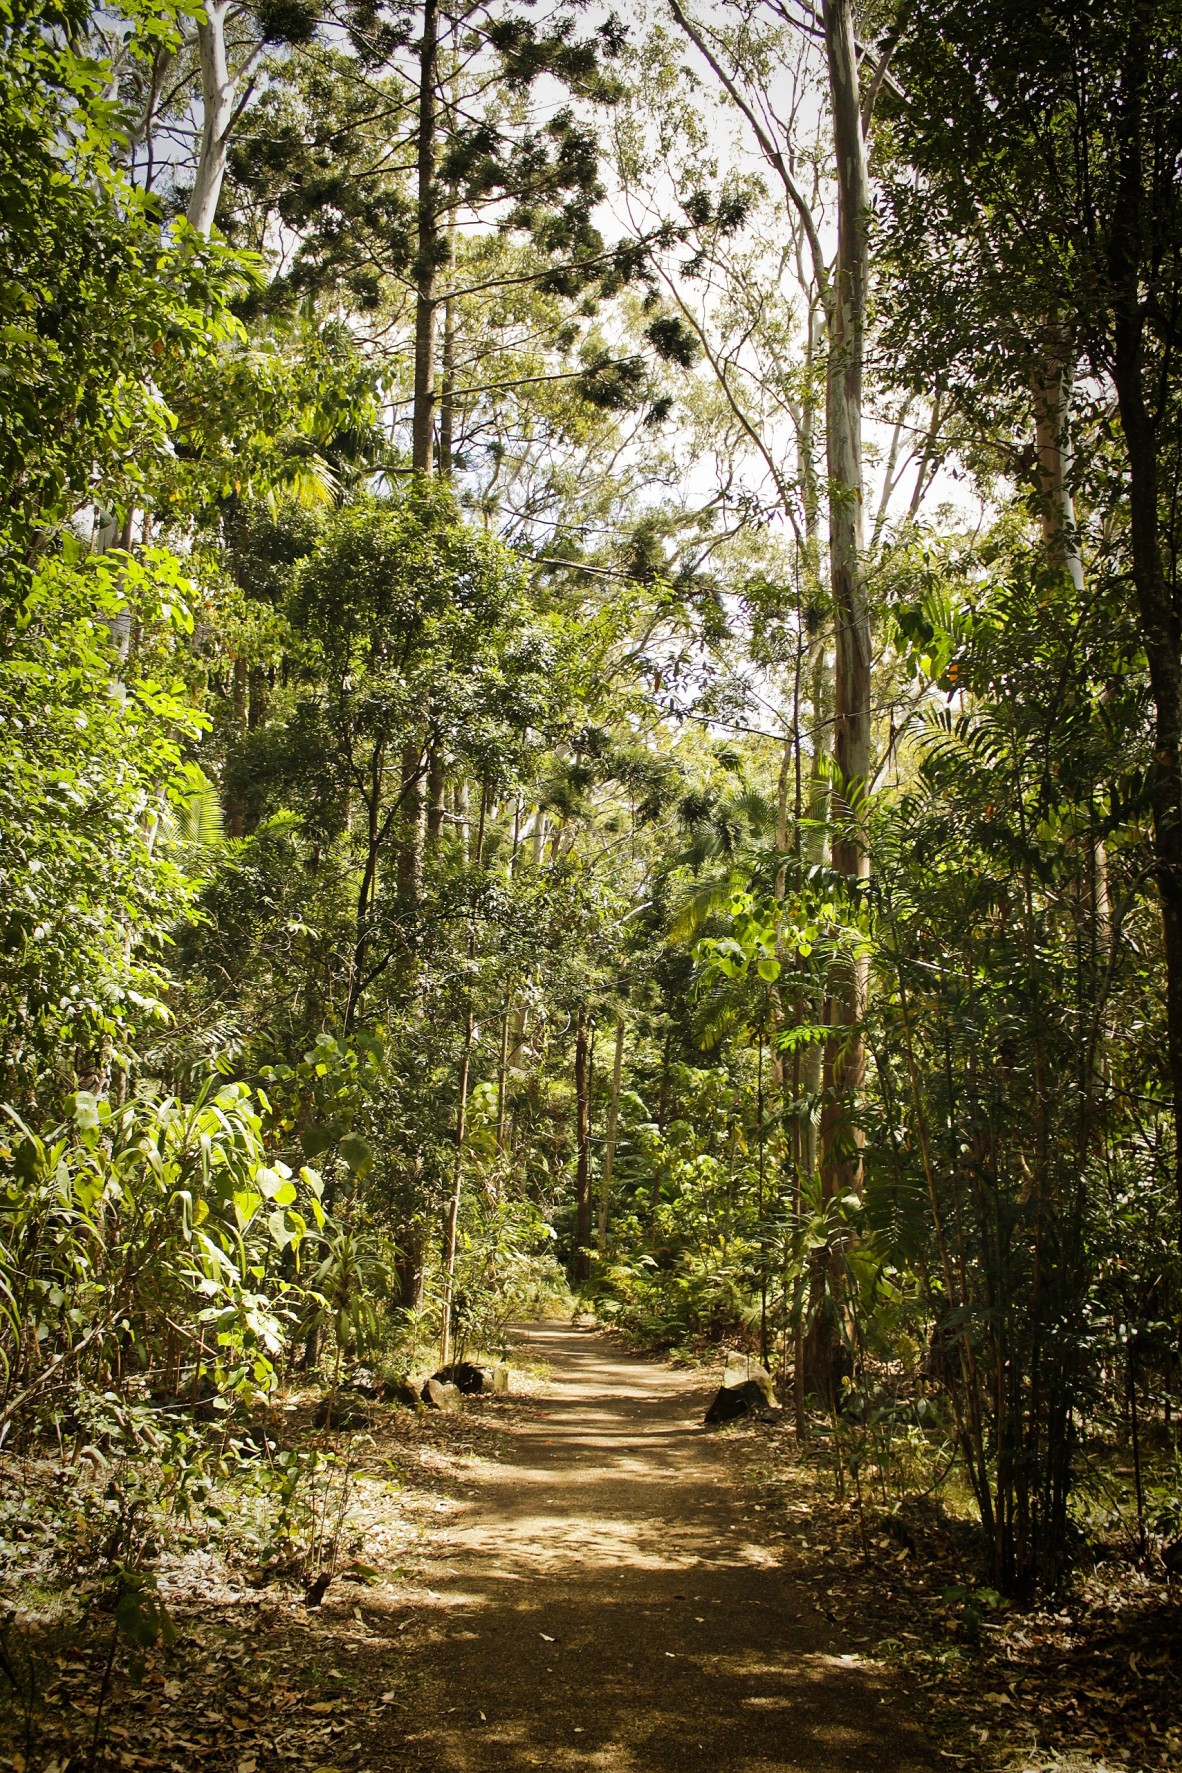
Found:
<box><xmin>385</xmin><ymin>1324</ymin><xmax>937</xmax><ymax>1773</ymax></box>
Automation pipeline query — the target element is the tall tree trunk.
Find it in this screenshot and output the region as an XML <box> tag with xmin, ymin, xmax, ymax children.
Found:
<box><xmin>1108</xmin><ymin>15</ymin><xmax>1182</xmax><ymax>1235</ymax></box>
<box><xmin>817</xmin><ymin>0</ymin><xmax>870</xmax><ymax>1202</ymax></box>
<box><xmin>440</xmin><ymin>786</ymin><xmax>487</xmax><ymax>1364</ymax></box>
<box><xmin>802</xmin><ymin>645</ymin><xmax>831</xmax><ymax>1180</ymax></box>
<box><xmin>459</xmin><ymin>778</ymin><xmax>471</xmax><ymax>865</ymax></box>
<box><xmin>809</xmin><ymin>0</ymin><xmax>870</xmax><ymax>1406</ymax></box>
<box><xmin>1033</xmin><ymin>334</ymin><xmax>1112</xmax><ymax>992</ymax></box>
<box><xmin>651</xmin><ymin>1024</ymin><xmax>673</xmax><ymax>1230</ymax></box>
<box><xmin>411</xmin><ymin>0</ymin><xmax>439</xmax><ymax>475</ymax></box>
<box><xmin>440</xmin><ymin>1006</ymin><xmax>473</xmax><ymax>1367</ymax></box>
<box><xmin>394</xmin><ymin>1164</ymin><xmax>425</xmax><ymax>1318</ymax></box>
<box><xmin>598</xmin><ymin>1016</ymin><xmax>625</xmax><ymax>1251</ymax></box>
<box><xmin>529</xmin><ymin>809</ymin><xmax>547</xmax><ymax>865</ymax></box>
<box><xmin>800</xmin><ymin>268</ymin><xmax>831</xmax><ymax>1186</ymax></box>
<box><xmin>440</xmin><ymin>289</ymin><xmax>456</xmax><ymax>475</ymax></box>
<box><xmin>574</xmin><ymin>1007</ymin><xmax>593</xmax><ymax>1281</ymax></box>
<box><xmin>439</xmin><ymin>194</ymin><xmax>459</xmax><ymax>476</ymax></box>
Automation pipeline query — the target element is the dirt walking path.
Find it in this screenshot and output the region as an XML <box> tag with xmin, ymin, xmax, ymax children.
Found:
<box><xmin>387</xmin><ymin>1323</ymin><xmax>938</xmax><ymax>1773</ymax></box>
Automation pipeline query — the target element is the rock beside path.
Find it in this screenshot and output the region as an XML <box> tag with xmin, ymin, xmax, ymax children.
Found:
<box><xmin>704</xmin><ymin>1364</ymin><xmax>780</xmax><ymax>1425</ymax></box>
<box><xmin>421</xmin><ymin>1376</ymin><xmax>462</xmax><ymax>1411</ymax></box>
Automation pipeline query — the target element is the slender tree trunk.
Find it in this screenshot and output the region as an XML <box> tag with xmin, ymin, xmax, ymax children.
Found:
<box><xmin>574</xmin><ymin>1007</ymin><xmax>593</xmax><ymax>1281</ymax></box>
<box><xmin>496</xmin><ymin>998</ymin><xmax>511</xmax><ymax>1156</ymax></box>
<box><xmin>440</xmin><ymin>786</ymin><xmax>487</xmax><ymax>1365</ymax></box>
<box><xmin>802</xmin><ymin>646</ymin><xmax>831</xmax><ymax>1179</ymax></box>
<box><xmin>459</xmin><ymin>778</ymin><xmax>471</xmax><ymax>864</ymax></box>
<box><xmin>232</xmin><ymin>654</ymin><xmax>247</xmax><ymax>726</ymax></box>
<box><xmin>1032</xmin><ymin>336</ymin><xmax>1086</xmax><ymax>594</ymax></box>
<box><xmin>598</xmin><ymin>1017</ymin><xmax>625</xmax><ymax>1252</ymax></box>
<box><xmin>440</xmin><ymin>294</ymin><xmax>456</xmax><ymax>474</ymax></box>
<box><xmin>529</xmin><ymin>810</ymin><xmax>547</xmax><ymax>865</ymax></box>
<box><xmin>1033</xmin><ymin>333</ymin><xmax>1113</xmax><ymax>1007</ymax></box>
<box><xmin>809</xmin><ymin>0</ymin><xmax>870</xmax><ymax>1406</ymax></box>
<box><xmin>426</xmin><ymin>746</ymin><xmax>446</xmax><ymax>842</ymax></box>
<box><xmin>817</xmin><ymin>0</ymin><xmax>870</xmax><ymax>1185</ymax></box>
<box><xmin>344</xmin><ymin>753</ymin><xmax>385</xmax><ymax>1035</ymax></box>
<box><xmin>757</xmin><ymin>1035</ymin><xmax>769</xmax><ymax>1365</ymax></box>
<box><xmin>500</xmin><ymin>807</ymin><xmax>545</xmax><ymax>1070</ymax></box>
<box><xmin>411</xmin><ymin>0</ymin><xmax>439</xmax><ymax>475</ymax></box>
<box><xmin>439</xmin><ymin>195</ymin><xmax>458</xmax><ymax>475</ymax></box>
<box><xmin>651</xmin><ymin>1025</ymin><xmax>673</xmax><ymax>1230</ymax></box>
<box><xmin>397</xmin><ymin>739</ymin><xmax>425</xmax><ymax>923</ymax></box>
<box><xmin>1108</xmin><ymin>19</ymin><xmax>1182</xmax><ymax>1236</ymax></box>
<box><xmin>247</xmin><ymin>664</ymin><xmax>267</xmax><ymax>731</ymax></box>
<box><xmin>775</xmin><ymin>729</ymin><xmax>792</xmax><ymax>897</ymax></box>
<box><xmin>507</xmin><ymin>1001</ymin><xmax>527</xmax><ymax>1069</ymax></box>
<box><xmin>788</xmin><ymin>605</ymin><xmax>811</xmax><ymax>1439</ymax></box>
<box><xmin>1115</xmin><ymin>389</ymin><xmax>1182</xmax><ymax>1233</ymax></box>
<box><xmin>394</xmin><ymin>1199</ymin><xmax>424</xmax><ymax>1317</ymax></box>
<box><xmin>818</xmin><ymin>0</ymin><xmax>871</xmax><ymax>1200</ymax></box>
<box><xmin>800</xmin><ymin>281</ymin><xmax>831</xmax><ymax>1180</ymax></box>
<box><xmin>440</xmin><ymin>1008</ymin><xmax>473</xmax><ymax>1368</ymax></box>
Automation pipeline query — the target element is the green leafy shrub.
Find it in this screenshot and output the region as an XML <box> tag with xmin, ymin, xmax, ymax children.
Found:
<box><xmin>0</xmin><ymin>1078</ymin><xmax>328</xmax><ymax>1427</ymax></box>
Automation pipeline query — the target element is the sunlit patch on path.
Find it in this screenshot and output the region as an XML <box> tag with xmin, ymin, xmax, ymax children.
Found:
<box><xmin>379</xmin><ymin>1324</ymin><xmax>938</xmax><ymax>1773</ymax></box>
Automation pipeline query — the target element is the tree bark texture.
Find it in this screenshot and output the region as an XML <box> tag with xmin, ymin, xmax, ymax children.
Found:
<box><xmin>187</xmin><ymin>0</ymin><xmax>237</xmax><ymax>236</ymax></box>
<box><xmin>1032</xmin><ymin>338</ymin><xmax>1086</xmax><ymax>594</ymax></box>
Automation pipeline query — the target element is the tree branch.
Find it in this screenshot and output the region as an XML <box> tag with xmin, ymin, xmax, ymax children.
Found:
<box><xmin>668</xmin><ymin>0</ymin><xmax>831</xmax><ymax>308</ymax></box>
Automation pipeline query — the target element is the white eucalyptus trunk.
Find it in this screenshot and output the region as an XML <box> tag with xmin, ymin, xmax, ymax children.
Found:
<box><xmin>186</xmin><ymin>0</ymin><xmax>237</xmax><ymax>236</ymax></box>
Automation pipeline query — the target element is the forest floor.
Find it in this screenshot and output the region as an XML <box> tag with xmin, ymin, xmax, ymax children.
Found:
<box><xmin>4</xmin><ymin>1323</ymin><xmax>1179</xmax><ymax>1773</ymax></box>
